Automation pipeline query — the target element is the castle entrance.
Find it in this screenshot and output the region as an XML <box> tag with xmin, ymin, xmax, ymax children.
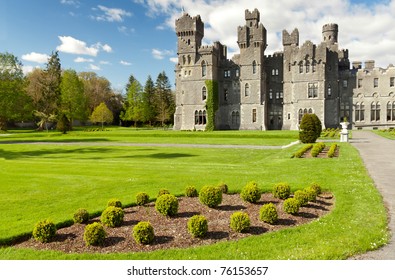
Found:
<box><xmin>268</xmin><ymin>110</ymin><xmax>283</xmax><ymax>130</ymax></box>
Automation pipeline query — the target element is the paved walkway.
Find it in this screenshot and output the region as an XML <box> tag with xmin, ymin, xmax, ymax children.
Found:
<box><xmin>350</xmin><ymin>131</ymin><xmax>395</xmax><ymax>259</ymax></box>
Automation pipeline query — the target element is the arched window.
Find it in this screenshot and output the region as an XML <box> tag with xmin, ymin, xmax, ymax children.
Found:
<box><xmin>298</xmin><ymin>109</ymin><xmax>303</xmax><ymax>124</ymax></box>
<box><xmin>306</xmin><ymin>61</ymin><xmax>310</xmax><ymax>73</ymax></box>
<box><xmin>371</xmin><ymin>102</ymin><xmax>380</xmax><ymax>121</ymax></box>
<box><xmin>252</xmin><ymin>61</ymin><xmax>257</xmax><ymax>74</ymax></box>
<box><xmin>308</xmin><ymin>108</ymin><xmax>313</xmax><ymax>114</ymax></box>
<box><xmin>232</xmin><ymin>111</ymin><xmax>240</xmax><ymax>125</ymax></box>
<box><xmin>201</xmin><ymin>61</ymin><xmax>207</xmax><ymax>77</ymax></box>
<box><xmin>187</xmin><ymin>55</ymin><xmax>191</xmax><ymax>65</ymax></box>
<box><xmin>328</xmin><ymin>84</ymin><xmax>332</xmax><ymax>97</ymax></box>
<box><xmin>312</xmin><ymin>61</ymin><xmax>316</xmax><ymax>72</ymax></box>
<box><xmin>194</xmin><ymin>111</ymin><xmax>199</xmax><ymax>125</ymax></box>
<box><xmin>355</xmin><ymin>103</ymin><xmax>360</xmax><ymax>122</ymax></box>
<box><xmin>202</xmin><ymin>86</ymin><xmax>207</xmax><ymax>101</ymax></box>
<box><xmin>387</xmin><ymin>101</ymin><xmax>393</xmax><ymax>121</ymax></box>
<box><xmin>245</xmin><ymin>83</ymin><xmax>250</xmax><ymax>97</ymax></box>
<box><xmin>360</xmin><ymin>102</ymin><xmax>365</xmax><ymax>121</ymax></box>
<box><xmin>195</xmin><ymin>110</ymin><xmax>207</xmax><ymax>125</ymax></box>
<box><xmin>299</xmin><ymin>62</ymin><xmax>303</xmax><ymax>73</ymax></box>
<box><xmin>393</xmin><ymin>101</ymin><xmax>395</xmax><ymax>121</ymax></box>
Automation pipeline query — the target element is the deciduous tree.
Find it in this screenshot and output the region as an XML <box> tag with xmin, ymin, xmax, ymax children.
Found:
<box><xmin>90</xmin><ymin>102</ymin><xmax>114</xmax><ymax>128</ymax></box>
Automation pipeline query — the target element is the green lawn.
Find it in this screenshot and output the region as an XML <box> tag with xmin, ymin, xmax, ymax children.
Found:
<box><xmin>374</xmin><ymin>129</ymin><xmax>395</xmax><ymax>140</ymax></box>
<box><xmin>0</xmin><ymin>128</ymin><xmax>389</xmax><ymax>259</ymax></box>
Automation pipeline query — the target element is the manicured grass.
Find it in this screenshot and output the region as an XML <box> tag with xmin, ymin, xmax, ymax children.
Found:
<box><xmin>0</xmin><ymin>129</ymin><xmax>389</xmax><ymax>259</ymax></box>
<box><xmin>374</xmin><ymin>129</ymin><xmax>395</xmax><ymax>140</ymax></box>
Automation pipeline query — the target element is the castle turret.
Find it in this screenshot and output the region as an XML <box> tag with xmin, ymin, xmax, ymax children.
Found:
<box><xmin>322</xmin><ymin>23</ymin><xmax>338</xmax><ymax>45</ymax></box>
<box><xmin>175</xmin><ymin>13</ymin><xmax>204</xmax><ymax>55</ymax></box>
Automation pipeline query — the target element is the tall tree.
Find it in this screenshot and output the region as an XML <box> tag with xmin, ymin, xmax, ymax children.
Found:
<box><xmin>121</xmin><ymin>76</ymin><xmax>144</xmax><ymax>126</ymax></box>
<box><xmin>45</xmin><ymin>51</ymin><xmax>62</xmax><ymax>112</ymax></box>
<box><xmin>79</xmin><ymin>72</ymin><xmax>112</xmax><ymax>112</ymax></box>
<box><xmin>0</xmin><ymin>52</ymin><xmax>31</xmax><ymax>130</ymax></box>
<box><xmin>142</xmin><ymin>75</ymin><xmax>156</xmax><ymax>125</ymax></box>
<box><xmin>90</xmin><ymin>102</ymin><xmax>114</xmax><ymax>129</ymax></box>
<box><xmin>60</xmin><ymin>69</ymin><xmax>87</xmax><ymax>127</ymax></box>
<box><xmin>154</xmin><ymin>71</ymin><xmax>175</xmax><ymax>126</ymax></box>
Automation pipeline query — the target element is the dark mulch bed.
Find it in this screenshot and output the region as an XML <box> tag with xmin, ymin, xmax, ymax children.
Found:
<box><xmin>15</xmin><ymin>193</ymin><xmax>334</xmax><ymax>254</ymax></box>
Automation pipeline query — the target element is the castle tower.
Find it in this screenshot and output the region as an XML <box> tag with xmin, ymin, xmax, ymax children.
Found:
<box><xmin>322</xmin><ymin>23</ymin><xmax>338</xmax><ymax>45</ymax></box>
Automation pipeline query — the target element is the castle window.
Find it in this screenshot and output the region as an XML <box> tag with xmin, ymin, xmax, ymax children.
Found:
<box><xmin>358</xmin><ymin>79</ymin><xmax>362</xmax><ymax>88</ymax></box>
<box><xmin>387</xmin><ymin>101</ymin><xmax>395</xmax><ymax>121</ymax></box>
<box><xmin>275</xmin><ymin>69</ymin><xmax>279</xmax><ymax>75</ymax></box>
<box><xmin>232</xmin><ymin>111</ymin><xmax>240</xmax><ymax>125</ymax></box>
<box><xmin>276</xmin><ymin>92</ymin><xmax>280</xmax><ymax>99</ymax></box>
<box><xmin>299</xmin><ymin>63</ymin><xmax>303</xmax><ymax>73</ymax></box>
<box><xmin>306</xmin><ymin>61</ymin><xmax>310</xmax><ymax>73</ymax></box>
<box><xmin>280</xmin><ymin>91</ymin><xmax>283</xmax><ymax>98</ymax></box>
<box><xmin>224</xmin><ymin>70</ymin><xmax>231</xmax><ymax>78</ymax></box>
<box><xmin>252</xmin><ymin>61</ymin><xmax>257</xmax><ymax>74</ymax></box>
<box><xmin>371</xmin><ymin>101</ymin><xmax>380</xmax><ymax>121</ymax></box>
<box><xmin>390</xmin><ymin>77</ymin><xmax>394</xmax><ymax>87</ymax></box>
<box><xmin>355</xmin><ymin>103</ymin><xmax>360</xmax><ymax>121</ymax></box>
<box><xmin>187</xmin><ymin>55</ymin><xmax>191</xmax><ymax>65</ymax></box>
<box><xmin>202</xmin><ymin>86</ymin><xmax>207</xmax><ymax>101</ymax></box>
<box><xmin>308</xmin><ymin>83</ymin><xmax>318</xmax><ymax>98</ymax></box>
<box><xmin>235</xmin><ymin>68</ymin><xmax>240</xmax><ymax>77</ymax></box>
<box><xmin>374</xmin><ymin>78</ymin><xmax>378</xmax><ymax>88</ymax></box>
<box><xmin>245</xmin><ymin>83</ymin><xmax>250</xmax><ymax>97</ymax></box>
<box><xmin>224</xmin><ymin>89</ymin><xmax>228</xmax><ymax>101</ymax></box>
<box><xmin>194</xmin><ymin>110</ymin><xmax>207</xmax><ymax>125</ymax></box>
<box><xmin>308</xmin><ymin>108</ymin><xmax>313</xmax><ymax>114</ymax></box>
<box><xmin>252</xmin><ymin>109</ymin><xmax>257</xmax><ymax>123</ymax></box>
<box><xmin>201</xmin><ymin>61</ymin><xmax>207</xmax><ymax>77</ymax></box>
<box><xmin>182</xmin><ymin>56</ymin><xmax>186</xmax><ymax>65</ymax></box>
<box><xmin>272</xmin><ymin>69</ymin><xmax>275</xmax><ymax>76</ymax></box>
<box><xmin>288</xmin><ymin>63</ymin><xmax>291</xmax><ymax>72</ymax></box>
<box><xmin>269</xmin><ymin>89</ymin><xmax>273</xmax><ymax>99</ymax></box>
<box><xmin>328</xmin><ymin>84</ymin><xmax>332</xmax><ymax>97</ymax></box>
<box><xmin>343</xmin><ymin>80</ymin><xmax>348</xmax><ymax>88</ymax></box>
<box><xmin>312</xmin><ymin>61</ymin><xmax>316</xmax><ymax>72</ymax></box>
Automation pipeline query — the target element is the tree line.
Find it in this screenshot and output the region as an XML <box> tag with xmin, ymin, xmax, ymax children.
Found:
<box><xmin>0</xmin><ymin>51</ymin><xmax>175</xmax><ymax>131</ymax></box>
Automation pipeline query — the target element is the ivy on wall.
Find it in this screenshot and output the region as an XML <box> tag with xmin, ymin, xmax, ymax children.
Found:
<box><xmin>205</xmin><ymin>80</ymin><xmax>219</xmax><ymax>131</ymax></box>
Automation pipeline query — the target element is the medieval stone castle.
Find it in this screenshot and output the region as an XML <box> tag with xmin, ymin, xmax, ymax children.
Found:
<box><xmin>173</xmin><ymin>8</ymin><xmax>395</xmax><ymax>130</ymax></box>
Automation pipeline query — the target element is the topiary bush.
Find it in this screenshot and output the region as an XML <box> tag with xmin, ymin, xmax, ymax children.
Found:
<box><xmin>136</xmin><ymin>192</ymin><xmax>150</xmax><ymax>206</ymax></box>
<box><xmin>83</xmin><ymin>222</ymin><xmax>106</xmax><ymax>246</ymax></box>
<box><xmin>185</xmin><ymin>186</ymin><xmax>198</xmax><ymax>197</ymax></box>
<box><xmin>294</xmin><ymin>190</ymin><xmax>309</xmax><ymax>207</ymax></box>
<box><xmin>73</xmin><ymin>208</ymin><xmax>89</xmax><ymax>224</ymax></box>
<box><xmin>259</xmin><ymin>203</ymin><xmax>278</xmax><ymax>224</ymax></box>
<box><xmin>100</xmin><ymin>206</ymin><xmax>124</xmax><ymax>227</ymax></box>
<box><xmin>187</xmin><ymin>215</ymin><xmax>208</xmax><ymax>238</ymax></box>
<box><xmin>229</xmin><ymin>212</ymin><xmax>250</xmax><ymax>233</ymax></box>
<box><xmin>292</xmin><ymin>144</ymin><xmax>313</xmax><ymax>158</ymax></box>
<box><xmin>240</xmin><ymin>181</ymin><xmax>261</xmax><ymax>203</ymax></box>
<box><xmin>217</xmin><ymin>182</ymin><xmax>228</xmax><ymax>194</ymax></box>
<box><xmin>32</xmin><ymin>219</ymin><xmax>56</xmax><ymax>243</ymax></box>
<box><xmin>133</xmin><ymin>221</ymin><xmax>155</xmax><ymax>245</ymax></box>
<box><xmin>327</xmin><ymin>143</ymin><xmax>338</xmax><ymax>158</ymax></box>
<box><xmin>310</xmin><ymin>142</ymin><xmax>326</xmax><ymax>157</ymax></box>
<box><xmin>304</xmin><ymin>187</ymin><xmax>317</xmax><ymax>202</ymax></box>
<box><xmin>273</xmin><ymin>182</ymin><xmax>291</xmax><ymax>199</ymax></box>
<box><xmin>283</xmin><ymin>198</ymin><xmax>300</xmax><ymax>215</ymax></box>
<box><xmin>155</xmin><ymin>194</ymin><xmax>179</xmax><ymax>216</ymax></box>
<box><xmin>157</xmin><ymin>188</ymin><xmax>170</xmax><ymax>197</ymax></box>
<box><xmin>309</xmin><ymin>182</ymin><xmax>322</xmax><ymax>195</ymax></box>
<box><xmin>299</xmin><ymin>113</ymin><xmax>322</xmax><ymax>143</ymax></box>
<box><xmin>199</xmin><ymin>185</ymin><xmax>223</xmax><ymax>208</ymax></box>
<box><xmin>107</xmin><ymin>198</ymin><xmax>122</xmax><ymax>208</ymax></box>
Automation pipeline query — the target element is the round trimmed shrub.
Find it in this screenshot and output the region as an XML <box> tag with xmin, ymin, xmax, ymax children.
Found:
<box><xmin>83</xmin><ymin>222</ymin><xmax>106</xmax><ymax>246</ymax></box>
<box><xmin>185</xmin><ymin>186</ymin><xmax>198</xmax><ymax>197</ymax></box>
<box><xmin>217</xmin><ymin>182</ymin><xmax>228</xmax><ymax>194</ymax></box>
<box><xmin>136</xmin><ymin>192</ymin><xmax>150</xmax><ymax>206</ymax></box>
<box><xmin>100</xmin><ymin>206</ymin><xmax>124</xmax><ymax>227</ymax></box>
<box><xmin>304</xmin><ymin>187</ymin><xmax>317</xmax><ymax>202</ymax></box>
<box><xmin>187</xmin><ymin>215</ymin><xmax>208</xmax><ymax>238</ymax></box>
<box><xmin>240</xmin><ymin>181</ymin><xmax>261</xmax><ymax>203</ymax></box>
<box><xmin>299</xmin><ymin>113</ymin><xmax>322</xmax><ymax>143</ymax></box>
<box><xmin>273</xmin><ymin>182</ymin><xmax>291</xmax><ymax>200</ymax></box>
<box><xmin>73</xmin><ymin>208</ymin><xmax>89</xmax><ymax>224</ymax></box>
<box><xmin>32</xmin><ymin>219</ymin><xmax>56</xmax><ymax>243</ymax></box>
<box><xmin>259</xmin><ymin>203</ymin><xmax>278</xmax><ymax>224</ymax></box>
<box><xmin>107</xmin><ymin>198</ymin><xmax>122</xmax><ymax>208</ymax></box>
<box><xmin>199</xmin><ymin>185</ymin><xmax>222</xmax><ymax>208</ymax></box>
<box><xmin>155</xmin><ymin>194</ymin><xmax>179</xmax><ymax>216</ymax></box>
<box><xmin>229</xmin><ymin>212</ymin><xmax>250</xmax><ymax>233</ymax></box>
<box><xmin>133</xmin><ymin>221</ymin><xmax>154</xmax><ymax>245</ymax></box>
<box><xmin>283</xmin><ymin>198</ymin><xmax>300</xmax><ymax>215</ymax></box>
<box><xmin>309</xmin><ymin>183</ymin><xmax>322</xmax><ymax>195</ymax></box>
<box><xmin>294</xmin><ymin>190</ymin><xmax>309</xmax><ymax>207</ymax></box>
<box><xmin>157</xmin><ymin>188</ymin><xmax>170</xmax><ymax>197</ymax></box>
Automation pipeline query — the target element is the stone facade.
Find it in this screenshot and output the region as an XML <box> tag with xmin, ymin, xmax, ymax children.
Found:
<box><xmin>173</xmin><ymin>8</ymin><xmax>395</xmax><ymax>130</ymax></box>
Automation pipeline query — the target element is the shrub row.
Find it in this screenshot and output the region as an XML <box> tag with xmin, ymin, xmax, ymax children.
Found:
<box><xmin>327</xmin><ymin>143</ymin><xmax>338</xmax><ymax>158</ymax></box>
<box><xmin>321</xmin><ymin>128</ymin><xmax>340</xmax><ymax>138</ymax></box>
<box><xmin>292</xmin><ymin>144</ymin><xmax>313</xmax><ymax>158</ymax></box>
<box><xmin>311</xmin><ymin>142</ymin><xmax>326</xmax><ymax>157</ymax></box>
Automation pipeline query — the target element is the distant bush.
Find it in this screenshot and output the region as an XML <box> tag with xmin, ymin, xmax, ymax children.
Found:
<box><xmin>155</xmin><ymin>194</ymin><xmax>179</xmax><ymax>216</ymax></box>
<box><xmin>73</xmin><ymin>208</ymin><xmax>89</xmax><ymax>224</ymax></box>
<box><xmin>157</xmin><ymin>188</ymin><xmax>170</xmax><ymax>197</ymax></box>
<box><xmin>185</xmin><ymin>186</ymin><xmax>198</xmax><ymax>197</ymax></box>
<box><xmin>136</xmin><ymin>192</ymin><xmax>150</xmax><ymax>206</ymax></box>
<box><xmin>199</xmin><ymin>185</ymin><xmax>222</xmax><ymax>208</ymax></box>
<box><xmin>294</xmin><ymin>190</ymin><xmax>309</xmax><ymax>207</ymax></box>
<box><xmin>229</xmin><ymin>212</ymin><xmax>250</xmax><ymax>233</ymax></box>
<box><xmin>107</xmin><ymin>198</ymin><xmax>122</xmax><ymax>208</ymax></box>
<box><xmin>327</xmin><ymin>143</ymin><xmax>338</xmax><ymax>158</ymax></box>
<box><xmin>240</xmin><ymin>181</ymin><xmax>261</xmax><ymax>203</ymax></box>
<box><xmin>273</xmin><ymin>182</ymin><xmax>291</xmax><ymax>200</ymax></box>
<box><xmin>32</xmin><ymin>219</ymin><xmax>56</xmax><ymax>243</ymax></box>
<box><xmin>187</xmin><ymin>215</ymin><xmax>208</xmax><ymax>238</ymax></box>
<box><xmin>299</xmin><ymin>114</ymin><xmax>322</xmax><ymax>143</ymax></box>
<box><xmin>133</xmin><ymin>221</ymin><xmax>154</xmax><ymax>245</ymax></box>
<box><xmin>283</xmin><ymin>198</ymin><xmax>300</xmax><ymax>215</ymax></box>
<box><xmin>217</xmin><ymin>182</ymin><xmax>228</xmax><ymax>194</ymax></box>
<box><xmin>101</xmin><ymin>206</ymin><xmax>124</xmax><ymax>227</ymax></box>
<box><xmin>311</xmin><ymin>142</ymin><xmax>325</xmax><ymax>157</ymax></box>
<box><xmin>259</xmin><ymin>203</ymin><xmax>278</xmax><ymax>224</ymax></box>
<box><xmin>292</xmin><ymin>144</ymin><xmax>313</xmax><ymax>158</ymax></box>
<box><xmin>84</xmin><ymin>222</ymin><xmax>106</xmax><ymax>246</ymax></box>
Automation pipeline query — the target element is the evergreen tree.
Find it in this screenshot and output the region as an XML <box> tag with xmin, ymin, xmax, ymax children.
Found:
<box><xmin>45</xmin><ymin>51</ymin><xmax>62</xmax><ymax>111</ymax></box>
<box><xmin>142</xmin><ymin>75</ymin><xmax>156</xmax><ymax>125</ymax></box>
<box><xmin>121</xmin><ymin>76</ymin><xmax>144</xmax><ymax>126</ymax></box>
<box><xmin>154</xmin><ymin>71</ymin><xmax>175</xmax><ymax>127</ymax></box>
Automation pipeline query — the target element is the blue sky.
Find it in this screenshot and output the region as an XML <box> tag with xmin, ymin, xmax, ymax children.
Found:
<box><xmin>1</xmin><ymin>0</ymin><xmax>394</xmax><ymax>92</ymax></box>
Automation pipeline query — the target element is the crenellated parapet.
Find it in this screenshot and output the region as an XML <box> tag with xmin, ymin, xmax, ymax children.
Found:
<box><xmin>282</xmin><ymin>28</ymin><xmax>299</xmax><ymax>46</ymax></box>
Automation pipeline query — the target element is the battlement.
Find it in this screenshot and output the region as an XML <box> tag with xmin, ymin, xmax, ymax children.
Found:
<box><xmin>282</xmin><ymin>28</ymin><xmax>299</xmax><ymax>46</ymax></box>
<box><xmin>245</xmin><ymin>8</ymin><xmax>260</xmax><ymax>21</ymax></box>
<box><xmin>265</xmin><ymin>52</ymin><xmax>284</xmax><ymax>59</ymax></box>
<box><xmin>175</xmin><ymin>13</ymin><xmax>204</xmax><ymax>36</ymax></box>
<box><xmin>322</xmin><ymin>23</ymin><xmax>338</xmax><ymax>33</ymax></box>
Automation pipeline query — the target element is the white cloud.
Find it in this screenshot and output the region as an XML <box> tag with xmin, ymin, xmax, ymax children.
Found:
<box><xmin>56</xmin><ymin>36</ymin><xmax>112</xmax><ymax>56</ymax></box>
<box><xmin>120</xmin><ymin>60</ymin><xmax>132</xmax><ymax>66</ymax></box>
<box><xmin>137</xmin><ymin>0</ymin><xmax>395</xmax><ymax>68</ymax></box>
<box><xmin>89</xmin><ymin>64</ymin><xmax>101</xmax><ymax>71</ymax></box>
<box><xmin>21</xmin><ymin>52</ymin><xmax>49</xmax><ymax>64</ymax></box>
<box><xmin>152</xmin><ymin>48</ymin><xmax>174</xmax><ymax>60</ymax></box>
<box><xmin>169</xmin><ymin>57</ymin><xmax>178</xmax><ymax>63</ymax></box>
<box><xmin>22</xmin><ymin>65</ymin><xmax>41</xmax><ymax>75</ymax></box>
<box><xmin>118</xmin><ymin>26</ymin><xmax>136</xmax><ymax>35</ymax></box>
<box><xmin>93</xmin><ymin>5</ymin><xmax>132</xmax><ymax>22</ymax></box>
<box><xmin>100</xmin><ymin>61</ymin><xmax>111</xmax><ymax>65</ymax></box>
<box><xmin>74</xmin><ymin>57</ymin><xmax>94</xmax><ymax>63</ymax></box>
<box><xmin>60</xmin><ymin>0</ymin><xmax>80</xmax><ymax>7</ymax></box>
